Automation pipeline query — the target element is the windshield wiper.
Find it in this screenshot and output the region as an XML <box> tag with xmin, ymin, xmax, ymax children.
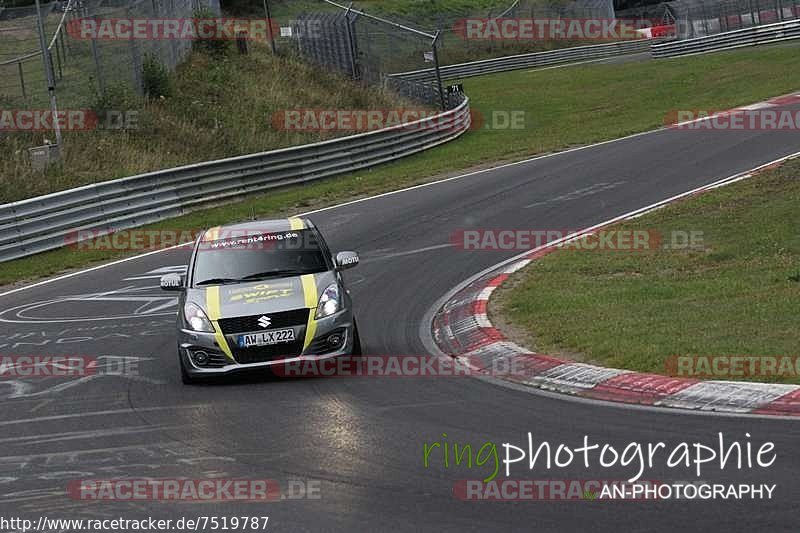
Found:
<box><xmin>238</xmin><ymin>269</ymin><xmax>312</xmax><ymax>281</ymax></box>
<box><xmin>195</xmin><ymin>277</ymin><xmax>240</xmax><ymax>286</ymax></box>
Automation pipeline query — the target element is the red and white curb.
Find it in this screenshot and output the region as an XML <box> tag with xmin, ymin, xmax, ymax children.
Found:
<box><xmin>670</xmin><ymin>92</ymin><xmax>800</xmax><ymax>128</ymax></box>
<box><xmin>430</xmin><ymin>153</ymin><xmax>800</xmax><ymax>417</ymax></box>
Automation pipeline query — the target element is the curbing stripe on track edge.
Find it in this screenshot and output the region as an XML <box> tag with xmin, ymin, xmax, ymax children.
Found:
<box><xmin>429</xmin><ymin>151</ymin><xmax>800</xmax><ymax>417</ymax></box>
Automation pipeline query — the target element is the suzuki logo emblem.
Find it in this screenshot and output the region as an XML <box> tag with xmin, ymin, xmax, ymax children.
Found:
<box><xmin>257</xmin><ymin>316</ymin><xmax>272</xmax><ymax>328</ymax></box>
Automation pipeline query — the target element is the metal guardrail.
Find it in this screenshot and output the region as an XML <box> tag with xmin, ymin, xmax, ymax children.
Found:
<box><xmin>390</xmin><ymin>39</ymin><xmax>653</xmax><ymax>82</ymax></box>
<box><xmin>0</xmin><ymin>97</ymin><xmax>471</xmax><ymax>263</ymax></box>
<box><xmin>651</xmin><ymin>19</ymin><xmax>800</xmax><ymax>57</ymax></box>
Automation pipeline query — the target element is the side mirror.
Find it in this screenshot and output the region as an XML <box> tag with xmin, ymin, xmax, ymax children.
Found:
<box><xmin>160</xmin><ymin>273</ymin><xmax>184</xmax><ymax>291</ymax></box>
<box><xmin>335</xmin><ymin>251</ymin><xmax>359</xmax><ymax>270</ymax></box>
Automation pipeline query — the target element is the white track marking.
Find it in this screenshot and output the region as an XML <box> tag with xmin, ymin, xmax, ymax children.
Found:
<box><xmin>0</xmin><ymin>405</ymin><xmax>210</xmax><ymax>427</ymax></box>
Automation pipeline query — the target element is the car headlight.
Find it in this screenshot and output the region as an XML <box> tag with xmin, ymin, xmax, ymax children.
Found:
<box><xmin>184</xmin><ymin>302</ymin><xmax>215</xmax><ymax>332</ymax></box>
<box><xmin>315</xmin><ymin>283</ymin><xmax>341</xmax><ymax>319</ymax></box>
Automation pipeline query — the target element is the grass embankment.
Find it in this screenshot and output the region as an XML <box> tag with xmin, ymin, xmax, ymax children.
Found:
<box><xmin>2</xmin><ymin>43</ymin><xmax>800</xmax><ymax>285</ymax></box>
<box><xmin>1</xmin><ymin>45</ymin><xmax>410</xmax><ymax>202</ymax></box>
<box><xmin>495</xmin><ymin>159</ymin><xmax>800</xmax><ymax>384</ymax></box>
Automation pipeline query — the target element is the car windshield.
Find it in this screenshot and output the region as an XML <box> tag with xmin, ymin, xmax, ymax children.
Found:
<box><xmin>192</xmin><ymin>229</ymin><xmax>329</xmax><ymax>286</ymax></box>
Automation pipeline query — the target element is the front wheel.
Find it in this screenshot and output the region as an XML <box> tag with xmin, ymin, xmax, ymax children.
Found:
<box><xmin>351</xmin><ymin>320</ymin><xmax>362</xmax><ymax>356</ymax></box>
<box><xmin>179</xmin><ymin>351</ymin><xmax>201</xmax><ymax>385</ymax></box>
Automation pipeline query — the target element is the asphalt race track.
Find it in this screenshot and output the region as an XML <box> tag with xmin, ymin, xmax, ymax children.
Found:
<box><xmin>1</xmin><ymin>100</ymin><xmax>800</xmax><ymax>532</ymax></box>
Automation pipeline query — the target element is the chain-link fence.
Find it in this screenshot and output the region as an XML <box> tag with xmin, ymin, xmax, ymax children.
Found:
<box><xmin>1</xmin><ymin>1</ymin><xmax>60</xmax><ymax>107</ymax></box>
<box><xmin>662</xmin><ymin>0</ymin><xmax>800</xmax><ymax>38</ymax></box>
<box><xmin>422</xmin><ymin>0</ymin><xmax>618</xmax><ymax>63</ymax></box>
<box><xmin>290</xmin><ymin>4</ymin><xmax>450</xmax><ymax>109</ymax></box>
<box><xmin>285</xmin><ymin>0</ymin><xmax>621</xmax><ymax>110</ymax></box>
<box><xmin>0</xmin><ymin>0</ymin><xmax>219</xmax><ymax>109</ymax></box>
<box><xmin>615</xmin><ymin>3</ymin><xmax>676</xmax><ymax>28</ymax></box>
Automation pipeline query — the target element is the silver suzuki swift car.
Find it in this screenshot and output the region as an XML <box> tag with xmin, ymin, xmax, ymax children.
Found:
<box><xmin>160</xmin><ymin>217</ymin><xmax>360</xmax><ymax>384</ymax></box>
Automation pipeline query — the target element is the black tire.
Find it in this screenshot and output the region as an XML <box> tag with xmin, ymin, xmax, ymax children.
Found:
<box><xmin>351</xmin><ymin>320</ymin><xmax>362</xmax><ymax>356</ymax></box>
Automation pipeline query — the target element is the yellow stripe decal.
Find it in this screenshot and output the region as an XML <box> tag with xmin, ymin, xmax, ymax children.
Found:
<box><xmin>301</xmin><ymin>274</ymin><xmax>318</xmax><ymax>350</ymax></box>
<box><xmin>289</xmin><ymin>217</ymin><xmax>305</xmax><ymax>231</ymax></box>
<box><xmin>206</xmin><ymin>286</ymin><xmax>235</xmax><ymax>361</ymax></box>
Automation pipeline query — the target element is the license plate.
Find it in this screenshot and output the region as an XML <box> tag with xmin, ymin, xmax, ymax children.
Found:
<box><xmin>238</xmin><ymin>328</ymin><xmax>296</xmax><ymax>347</ymax></box>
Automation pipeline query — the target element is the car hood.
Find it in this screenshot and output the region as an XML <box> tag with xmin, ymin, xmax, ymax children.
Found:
<box><xmin>186</xmin><ymin>270</ymin><xmax>336</xmax><ymax>318</ymax></box>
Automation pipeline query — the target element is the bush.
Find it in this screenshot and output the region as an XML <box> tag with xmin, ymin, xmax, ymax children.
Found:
<box><xmin>142</xmin><ymin>54</ymin><xmax>172</xmax><ymax>99</ymax></box>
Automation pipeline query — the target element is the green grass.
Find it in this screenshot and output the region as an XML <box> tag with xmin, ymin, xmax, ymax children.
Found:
<box><xmin>2</xmin><ymin>43</ymin><xmax>800</xmax><ymax>285</ymax></box>
<box><xmin>0</xmin><ymin>44</ymin><xmax>412</xmax><ymax>202</ymax></box>
<box><xmin>495</xmin><ymin>158</ymin><xmax>800</xmax><ymax>384</ymax></box>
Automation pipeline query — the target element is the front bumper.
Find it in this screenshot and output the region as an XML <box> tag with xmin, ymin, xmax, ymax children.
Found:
<box><xmin>178</xmin><ymin>308</ymin><xmax>355</xmax><ymax>377</ymax></box>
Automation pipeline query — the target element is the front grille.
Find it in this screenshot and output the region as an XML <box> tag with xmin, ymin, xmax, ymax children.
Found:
<box><xmin>218</xmin><ymin>309</ymin><xmax>309</xmax><ymax>334</ymax></box>
<box><xmin>232</xmin><ymin>337</ymin><xmax>305</xmax><ymax>364</ymax></box>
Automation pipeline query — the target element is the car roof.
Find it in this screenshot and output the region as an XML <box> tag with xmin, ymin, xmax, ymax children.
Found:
<box><xmin>200</xmin><ymin>217</ymin><xmax>310</xmax><ymax>242</ymax></box>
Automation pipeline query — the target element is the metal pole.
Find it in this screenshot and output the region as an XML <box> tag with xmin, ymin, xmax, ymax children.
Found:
<box><xmin>18</xmin><ymin>61</ymin><xmax>27</xmax><ymax>101</ymax></box>
<box><xmin>91</xmin><ymin>34</ymin><xmax>105</xmax><ymax>97</ymax></box>
<box><xmin>344</xmin><ymin>3</ymin><xmax>359</xmax><ymax>81</ymax></box>
<box><xmin>34</xmin><ymin>0</ymin><xmax>62</xmax><ymax>147</ymax></box>
<box><xmin>432</xmin><ymin>31</ymin><xmax>446</xmax><ymax>111</ymax></box>
<box><xmin>263</xmin><ymin>0</ymin><xmax>276</xmax><ymax>54</ymax></box>
<box><xmin>54</xmin><ymin>34</ymin><xmax>63</xmax><ymax>80</ymax></box>
<box><xmin>130</xmin><ymin>39</ymin><xmax>143</xmax><ymax>95</ymax></box>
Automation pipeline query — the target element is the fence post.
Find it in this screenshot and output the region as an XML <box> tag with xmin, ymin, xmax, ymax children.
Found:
<box><xmin>130</xmin><ymin>39</ymin><xmax>143</xmax><ymax>95</ymax></box>
<box><xmin>487</xmin><ymin>9</ymin><xmax>495</xmax><ymax>52</ymax></box>
<box><xmin>432</xmin><ymin>31</ymin><xmax>446</xmax><ymax>110</ymax></box>
<box><xmin>34</xmin><ymin>0</ymin><xmax>62</xmax><ymax>147</ymax></box>
<box><xmin>344</xmin><ymin>4</ymin><xmax>359</xmax><ymax>81</ymax></box>
<box><xmin>263</xmin><ymin>0</ymin><xmax>277</xmax><ymax>54</ymax></box>
<box><xmin>91</xmin><ymin>34</ymin><xmax>105</xmax><ymax>98</ymax></box>
<box><xmin>361</xmin><ymin>9</ymin><xmax>373</xmax><ymax>82</ymax></box>
<box><xmin>17</xmin><ymin>61</ymin><xmax>27</xmax><ymax>101</ymax></box>
<box><xmin>59</xmin><ymin>27</ymin><xmax>67</xmax><ymax>60</ymax></box>
<box><xmin>54</xmin><ymin>36</ymin><xmax>63</xmax><ymax>80</ymax></box>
